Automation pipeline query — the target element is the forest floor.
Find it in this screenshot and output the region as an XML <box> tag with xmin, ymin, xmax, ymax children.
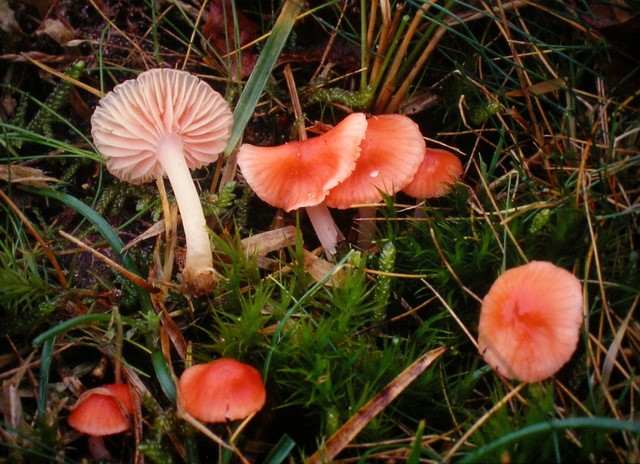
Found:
<box><xmin>1</xmin><ymin>1</ymin><xmax>639</xmax><ymax>463</ymax></box>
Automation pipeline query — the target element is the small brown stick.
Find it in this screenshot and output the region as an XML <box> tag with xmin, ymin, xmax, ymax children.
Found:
<box><xmin>421</xmin><ymin>278</ymin><xmax>478</xmax><ymax>349</ymax></box>
<box><xmin>368</xmin><ymin>2</ymin><xmax>401</xmax><ymax>90</ymax></box>
<box><xmin>428</xmin><ymin>226</ymin><xmax>483</xmax><ymax>304</ymax></box>
<box><xmin>374</xmin><ymin>2</ymin><xmax>432</xmax><ymax>112</ymax></box>
<box><xmin>386</xmin><ymin>24</ymin><xmax>448</xmax><ymax>113</ymax></box>
<box><xmin>58</xmin><ymin>230</ymin><xmax>157</xmax><ymax>292</ymax></box>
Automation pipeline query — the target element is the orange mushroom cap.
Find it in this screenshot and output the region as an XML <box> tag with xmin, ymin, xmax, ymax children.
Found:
<box><xmin>178</xmin><ymin>358</ymin><xmax>266</xmax><ymax>423</ymax></box>
<box><xmin>402</xmin><ymin>147</ymin><xmax>463</xmax><ymax>199</ymax></box>
<box><xmin>67</xmin><ymin>384</ymin><xmax>134</xmax><ymax>436</ymax></box>
<box><xmin>91</xmin><ymin>68</ymin><xmax>232</xmax><ymax>184</ymax></box>
<box><xmin>237</xmin><ymin>113</ymin><xmax>367</xmax><ymax>212</ymax></box>
<box><xmin>478</xmin><ymin>261</ymin><xmax>583</xmax><ymax>383</ymax></box>
<box><xmin>325</xmin><ymin>114</ymin><xmax>426</xmax><ymax>209</ymax></box>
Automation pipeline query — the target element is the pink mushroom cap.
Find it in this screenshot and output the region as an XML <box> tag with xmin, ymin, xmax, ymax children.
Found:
<box><xmin>91</xmin><ymin>68</ymin><xmax>233</xmax><ymax>184</ymax></box>
<box><xmin>67</xmin><ymin>383</ymin><xmax>134</xmax><ymax>436</ymax></box>
<box><xmin>237</xmin><ymin>113</ymin><xmax>367</xmax><ymax>212</ymax></box>
<box><xmin>325</xmin><ymin>114</ymin><xmax>426</xmax><ymax>209</ymax></box>
<box><xmin>478</xmin><ymin>261</ymin><xmax>583</xmax><ymax>383</ymax></box>
<box><xmin>178</xmin><ymin>358</ymin><xmax>266</xmax><ymax>423</ymax></box>
<box><xmin>402</xmin><ymin>147</ymin><xmax>463</xmax><ymax>199</ymax></box>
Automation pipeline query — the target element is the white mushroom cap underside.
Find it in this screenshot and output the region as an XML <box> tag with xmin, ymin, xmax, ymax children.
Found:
<box><xmin>91</xmin><ymin>68</ymin><xmax>233</xmax><ymax>184</ymax></box>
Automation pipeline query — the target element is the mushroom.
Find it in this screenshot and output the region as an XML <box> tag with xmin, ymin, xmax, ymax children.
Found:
<box><xmin>237</xmin><ymin>112</ymin><xmax>367</xmax><ymax>255</ymax></box>
<box><xmin>178</xmin><ymin>358</ymin><xmax>266</xmax><ymax>423</ymax></box>
<box><xmin>325</xmin><ymin>114</ymin><xmax>426</xmax><ymax>208</ymax></box>
<box><xmin>477</xmin><ymin>261</ymin><xmax>583</xmax><ymax>383</ymax></box>
<box><xmin>402</xmin><ymin>147</ymin><xmax>463</xmax><ymax>200</ymax></box>
<box><xmin>67</xmin><ymin>383</ymin><xmax>134</xmax><ymax>460</ymax></box>
<box><xmin>324</xmin><ymin>114</ymin><xmax>425</xmax><ymax>247</ymax></box>
<box><xmin>91</xmin><ymin>68</ymin><xmax>233</xmax><ymax>294</ymax></box>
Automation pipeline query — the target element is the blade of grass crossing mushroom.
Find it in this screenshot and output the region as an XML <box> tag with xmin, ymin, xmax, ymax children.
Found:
<box><xmin>307</xmin><ymin>346</ymin><xmax>447</xmax><ymax>464</ymax></box>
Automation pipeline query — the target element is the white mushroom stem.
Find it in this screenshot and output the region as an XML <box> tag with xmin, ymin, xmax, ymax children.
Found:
<box><xmin>306</xmin><ymin>203</ymin><xmax>344</xmax><ymax>258</ymax></box>
<box><xmin>87</xmin><ymin>436</ymin><xmax>111</xmax><ymax>461</ymax></box>
<box><xmin>157</xmin><ymin>134</ymin><xmax>219</xmax><ymax>293</ymax></box>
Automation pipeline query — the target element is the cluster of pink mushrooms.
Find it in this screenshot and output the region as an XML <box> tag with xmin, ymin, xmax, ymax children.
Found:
<box><xmin>91</xmin><ymin>69</ymin><xmax>464</xmax><ymax>293</ymax></box>
<box><xmin>238</xmin><ymin>113</ymin><xmax>464</xmax><ymax>255</ymax></box>
<box><xmin>83</xmin><ymin>68</ymin><xmax>585</xmax><ymax>456</ymax></box>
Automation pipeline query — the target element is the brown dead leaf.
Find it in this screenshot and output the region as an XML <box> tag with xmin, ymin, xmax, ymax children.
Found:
<box><xmin>307</xmin><ymin>346</ymin><xmax>448</xmax><ymax>463</ymax></box>
<box><xmin>35</xmin><ymin>18</ymin><xmax>76</xmax><ymax>47</ymax></box>
<box><xmin>202</xmin><ymin>0</ymin><xmax>260</xmax><ymax>78</ymax></box>
<box><xmin>505</xmin><ymin>77</ymin><xmax>567</xmax><ymax>98</ymax></box>
<box><xmin>241</xmin><ymin>226</ymin><xmax>297</xmax><ymax>256</ymax></box>
<box><xmin>0</xmin><ymin>0</ymin><xmax>25</xmax><ymax>43</ymax></box>
<box><xmin>302</xmin><ymin>249</ymin><xmax>348</xmax><ymax>287</ymax></box>
<box><xmin>0</xmin><ymin>164</ymin><xmax>62</xmax><ymax>187</ymax></box>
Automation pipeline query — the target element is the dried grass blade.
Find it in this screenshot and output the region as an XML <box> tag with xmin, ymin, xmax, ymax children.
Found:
<box><xmin>241</xmin><ymin>226</ymin><xmax>297</xmax><ymax>256</ymax></box>
<box><xmin>307</xmin><ymin>346</ymin><xmax>447</xmax><ymax>463</ymax></box>
<box><xmin>59</xmin><ymin>230</ymin><xmax>156</xmax><ymax>293</ymax></box>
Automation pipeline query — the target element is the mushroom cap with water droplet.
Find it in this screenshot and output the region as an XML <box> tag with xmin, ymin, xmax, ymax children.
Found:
<box><xmin>325</xmin><ymin>114</ymin><xmax>426</xmax><ymax>209</ymax></box>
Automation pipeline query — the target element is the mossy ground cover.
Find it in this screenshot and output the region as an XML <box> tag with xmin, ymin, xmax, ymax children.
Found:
<box><xmin>1</xmin><ymin>1</ymin><xmax>639</xmax><ymax>462</ymax></box>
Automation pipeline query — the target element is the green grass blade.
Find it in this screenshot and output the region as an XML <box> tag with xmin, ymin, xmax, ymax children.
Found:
<box><xmin>263</xmin><ymin>250</ymin><xmax>354</xmax><ymax>380</ymax></box>
<box><xmin>262</xmin><ymin>433</ymin><xmax>296</xmax><ymax>464</ymax></box>
<box><xmin>32</xmin><ymin>313</ymin><xmax>135</xmax><ymax>346</ymax></box>
<box><xmin>151</xmin><ymin>350</ymin><xmax>177</xmax><ymax>402</ymax></box>
<box><xmin>224</xmin><ymin>0</ymin><xmax>303</xmax><ymax>156</ymax></box>
<box><xmin>458</xmin><ymin>417</ymin><xmax>640</xmax><ymax>464</ymax></box>
<box><xmin>37</xmin><ymin>337</ymin><xmax>55</xmax><ymax>423</ymax></box>
<box><xmin>22</xmin><ymin>186</ymin><xmax>152</xmax><ymax>313</ymax></box>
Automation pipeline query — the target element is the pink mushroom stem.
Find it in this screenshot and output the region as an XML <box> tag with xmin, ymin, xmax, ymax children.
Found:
<box><xmin>157</xmin><ymin>134</ymin><xmax>218</xmax><ymax>292</ymax></box>
<box><xmin>305</xmin><ymin>203</ymin><xmax>344</xmax><ymax>257</ymax></box>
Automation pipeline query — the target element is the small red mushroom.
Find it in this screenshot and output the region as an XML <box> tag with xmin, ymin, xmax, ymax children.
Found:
<box><xmin>238</xmin><ymin>113</ymin><xmax>367</xmax><ymax>255</ymax></box>
<box><xmin>478</xmin><ymin>261</ymin><xmax>584</xmax><ymax>383</ymax></box>
<box><xmin>91</xmin><ymin>68</ymin><xmax>233</xmax><ymax>294</ymax></box>
<box><xmin>67</xmin><ymin>383</ymin><xmax>134</xmax><ymax>460</ymax></box>
<box><xmin>402</xmin><ymin>147</ymin><xmax>463</xmax><ymax>200</ymax></box>
<box><xmin>178</xmin><ymin>358</ymin><xmax>266</xmax><ymax>423</ymax></box>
